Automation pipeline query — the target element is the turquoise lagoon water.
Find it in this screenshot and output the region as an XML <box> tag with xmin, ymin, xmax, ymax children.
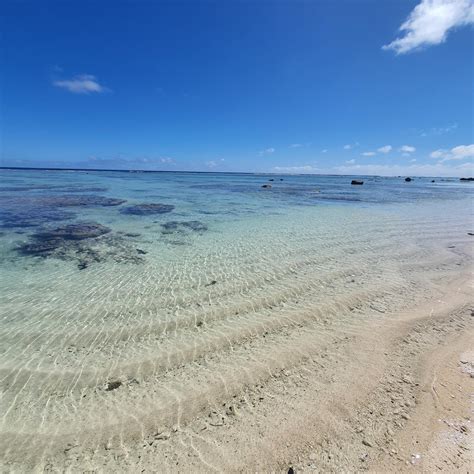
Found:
<box><xmin>0</xmin><ymin>169</ymin><xmax>473</xmax><ymax>469</ymax></box>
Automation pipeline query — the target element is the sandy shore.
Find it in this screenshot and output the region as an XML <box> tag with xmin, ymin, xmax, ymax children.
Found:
<box><xmin>1</xmin><ymin>217</ymin><xmax>473</xmax><ymax>472</ymax></box>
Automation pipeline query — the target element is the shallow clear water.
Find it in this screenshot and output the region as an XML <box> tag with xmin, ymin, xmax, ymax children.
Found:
<box><xmin>0</xmin><ymin>169</ymin><xmax>473</xmax><ymax>469</ymax></box>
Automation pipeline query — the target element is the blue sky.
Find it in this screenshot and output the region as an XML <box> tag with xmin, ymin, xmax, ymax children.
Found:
<box><xmin>2</xmin><ymin>0</ymin><xmax>473</xmax><ymax>176</ymax></box>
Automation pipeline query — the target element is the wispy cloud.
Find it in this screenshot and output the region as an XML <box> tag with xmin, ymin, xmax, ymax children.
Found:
<box><xmin>419</xmin><ymin>123</ymin><xmax>458</xmax><ymax>137</ymax></box>
<box><xmin>206</xmin><ymin>158</ymin><xmax>225</xmax><ymax>169</ymax></box>
<box><xmin>377</xmin><ymin>145</ymin><xmax>392</xmax><ymax>154</ymax></box>
<box><xmin>259</xmin><ymin>147</ymin><xmax>275</xmax><ymax>156</ymax></box>
<box><xmin>53</xmin><ymin>74</ymin><xmax>108</xmax><ymax>94</ymax></box>
<box><xmin>430</xmin><ymin>144</ymin><xmax>474</xmax><ymax>161</ymax></box>
<box><xmin>400</xmin><ymin>145</ymin><xmax>416</xmax><ymax>153</ymax></box>
<box><xmin>343</xmin><ymin>142</ymin><xmax>360</xmax><ymax>150</ymax></box>
<box><xmin>383</xmin><ymin>0</ymin><xmax>474</xmax><ymax>54</ymax></box>
<box><xmin>345</xmin><ymin>159</ymin><xmax>356</xmax><ymax>164</ymax></box>
<box><xmin>362</xmin><ymin>151</ymin><xmax>376</xmax><ymax>156</ymax></box>
<box><xmin>289</xmin><ymin>143</ymin><xmax>303</xmax><ymax>148</ymax></box>
<box><xmin>321</xmin><ymin>149</ymin><xmax>328</xmax><ymax>153</ymax></box>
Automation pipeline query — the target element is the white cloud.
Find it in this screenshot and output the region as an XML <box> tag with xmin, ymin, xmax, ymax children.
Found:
<box><xmin>430</xmin><ymin>144</ymin><xmax>474</xmax><ymax>161</ymax></box>
<box><xmin>400</xmin><ymin>145</ymin><xmax>416</xmax><ymax>153</ymax></box>
<box><xmin>383</xmin><ymin>0</ymin><xmax>474</xmax><ymax>54</ymax></box>
<box><xmin>53</xmin><ymin>74</ymin><xmax>108</xmax><ymax>94</ymax></box>
<box><xmin>343</xmin><ymin>144</ymin><xmax>352</xmax><ymax>150</ymax></box>
<box><xmin>321</xmin><ymin>149</ymin><xmax>328</xmax><ymax>153</ymax></box>
<box><xmin>377</xmin><ymin>145</ymin><xmax>392</xmax><ymax>153</ymax></box>
<box><xmin>289</xmin><ymin>143</ymin><xmax>303</xmax><ymax>148</ymax></box>
<box><xmin>273</xmin><ymin>165</ymin><xmax>319</xmax><ymax>173</ymax></box>
<box><xmin>259</xmin><ymin>147</ymin><xmax>275</xmax><ymax>156</ymax></box>
<box><xmin>410</xmin><ymin>158</ymin><xmax>417</xmax><ymax>162</ymax></box>
<box><xmin>362</xmin><ymin>151</ymin><xmax>376</xmax><ymax>156</ymax></box>
<box><xmin>345</xmin><ymin>159</ymin><xmax>356</xmax><ymax>164</ymax></box>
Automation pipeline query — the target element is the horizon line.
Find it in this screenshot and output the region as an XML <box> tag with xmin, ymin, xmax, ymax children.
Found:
<box><xmin>0</xmin><ymin>166</ymin><xmax>467</xmax><ymax>180</ymax></box>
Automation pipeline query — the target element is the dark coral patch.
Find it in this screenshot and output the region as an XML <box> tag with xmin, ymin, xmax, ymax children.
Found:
<box><xmin>120</xmin><ymin>203</ymin><xmax>174</xmax><ymax>215</ymax></box>
<box><xmin>0</xmin><ymin>208</ymin><xmax>77</xmax><ymax>229</ymax></box>
<box><xmin>161</xmin><ymin>220</ymin><xmax>207</xmax><ymax>234</ymax></box>
<box><xmin>15</xmin><ymin>221</ymin><xmax>145</xmax><ymax>268</ymax></box>
<box><xmin>37</xmin><ymin>195</ymin><xmax>126</xmax><ymax>207</ymax></box>
<box><xmin>17</xmin><ymin>223</ymin><xmax>112</xmax><ymax>257</ymax></box>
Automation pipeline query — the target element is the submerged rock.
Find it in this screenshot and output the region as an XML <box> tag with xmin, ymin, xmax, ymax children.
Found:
<box><xmin>161</xmin><ymin>220</ymin><xmax>208</xmax><ymax>234</ymax></box>
<box><xmin>405</xmin><ymin>177</ymin><xmax>412</xmax><ymax>182</ymax></box>
<box><xmin>460</xmin><ymin>177</ymin><xmax>474</xmax><ymax>181</ymax></box>
<box><xmin>38</xmin><ymin>195</ymin><xmax>126</xmax><ymax>207</ymax></box>
<box><xmin>351</xmin><ymin>180</ymin><xmax>364</xmax><ymax>185</ymax></box>
<box><xmin>34</xmin><ymin>222</ymin><xmax>112</xmax><ymax>241</ymax></box>
<box><xmin>16</xmin><ymin>221</ymin><xmax>145</xmax><ymax>268</ymax></box>
<box><xmin>261</xmin><ymin>184</ymin><xmax>272</xmax><ymax>189</ymax></box>
<box><xmin>0</xmin><ymin>208</ymin><xmax>76</xmax><ymax>229</ymax></box>
<box><xmin>120</xmin><ymin>203</ymin><xmax>175</xmax><ymax>215</ymax></box>
<box><xmin>17</xmin><ymin>222</ymin><xmax>112</xmax><ymax>256</ymax></box>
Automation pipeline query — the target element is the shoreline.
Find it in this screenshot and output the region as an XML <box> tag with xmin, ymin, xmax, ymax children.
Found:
<box><xmin>2</xmin><ymin>255</ymin><xmax>472</xmax><ymax>472</ymax></box>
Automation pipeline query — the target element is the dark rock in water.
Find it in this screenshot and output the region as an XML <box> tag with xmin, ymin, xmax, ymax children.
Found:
<box><xmin>0</xmin><ymin>208</ymin><xmax>76</xmax><ymax>229</ymax></box>
<box><xmin>15</xmin><ymin>221</ymin><xmax>146</xmax><ymax>268</ymax></box>
<box><xmin>105</xmin><ymin>380</ymin><xmax>122</xmax><ymax>391</ymax></box>
<box><xmin>468</xmin><ymin>232</ymin><xmax>474</xmax><ymax>236</ymax></box>
<box><xmin>280</xmin><ymin>178</ymin><xmax>284</xmax><ymax>181</ymax></box>
<box><xmin>460</xmin><ymin>177</ymin><xmax>474</xmax><ymax>181</ymax></box>
<box><xmin>351</xmin><ymin>180</ymin><xmax>364</xmax><ymax>185</ymax></box>
<box><xmin>405</xmin><ymin>177</ymin><xmax>412</xmax><ymax>182</ymax></box>
<box><xmin>17</xmin><ymin>223</ymin><xmax>111</xmax><ymax>257</ymax></box>
<box><xmin>269</xmin><ymin>179</ymin><xmax>274</xmax><ymax>182</ymax></box>
<box><xmin>205</xmin><ymin>280</ymin><xmax>217</xmax><ymax>287</ymax></box>
<box><xmin>124</xmin><ymin>232</ymin><xmax>141</xmax><ymax>237</ymax></box>
<box><xmin>431</xmin><ymin>180</ymin><xmax>435</xmax><ymax>183</ymax></box>
<box><xmin>37</xmin><ymin>195</ymin><xmax>126</xmax><ymax>207</ymax></box>
<box><xmin>136</xmin><ymin>248</ymin><xmax>147</xmax><ymax>255</ymax></box>
<box><xmin>161</xmin><ymin>220</ymin><xmax>208</xmax><ymax>234</ymax></box>
<box><xmin>34</xmin><ymin>223</ymin><xmax>111</xmax><ymax>241</ymax></box>
<box><xmin>261</xmin><ymin>184</ymin><xmax>272</xmax><ymax>189</ymax></box>
<box><xmin>120</xmin><ymin>203</ymin><xmax>175</xmax><ymax>215</ymax></box>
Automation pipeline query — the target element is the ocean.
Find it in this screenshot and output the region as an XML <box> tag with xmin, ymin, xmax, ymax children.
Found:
<box><xmin>0</xmin><ymin>168</ymin><xmax>472</xmax><ymax>470</ymax></box>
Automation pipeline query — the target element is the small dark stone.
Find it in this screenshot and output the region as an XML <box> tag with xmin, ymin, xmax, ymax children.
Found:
<box><xmin>351</xmin><ymin>180</ymin><xmax>364</xmax><ymax>185</ymax></box>
<box><xmin>124</xmin><ymin>232</ymin><xmax>141</xmax><ymax>237</ymax></box>
<box><xmin>196</xmin><ymin>321</ymin><xmax>203</xmax><ymax>327</ymax></box>
<box><xmin>77</xmin><ymin>261</ymin><xmax>88</xmax><ymax>270</ymax></box>
<box><xmin>405</xmin><ymin>177</ymin><xmax>412</xmax><ymax>182</ymax></box>
<box><xmin>269</xmin><ymin>179</ymin><xmax>274</xmax><ymax>181</ymax></box>
<box><xmin>105</xmin><ymin>380</ymin><xmax>122</xmax><ymax>391</ymax></box>
<box><xmin>280</xmin><ymin>178</ymin><xmax>284</xmax><ymax>181</ymax></box>
<box><xmin>431</xmin><ymin>180</ymin><xmax>435</xmax><ymax>183</ymax></box>
<box><xmin>120</xmin><ymin>203</ymin><xmax>175</xmax><ymax>215</ymax></box>
<box><xmin>288</xmin><ymin>468</ymin><xmax>295</xmax><ymax>474</ymax></box>
<box><xmin>205</xmin><ymin>280</ymin><xmax>217</xmax><ymax>287</ymax></box>
<box><xmin>261</xmin><ymin>184</ymin><xmax>272</xmax><ymax>189</ymax></box>
<box><xmin>136</xmin><ymin>248</ymin><xmax>147</xmax><ymax>255</ymax></box>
